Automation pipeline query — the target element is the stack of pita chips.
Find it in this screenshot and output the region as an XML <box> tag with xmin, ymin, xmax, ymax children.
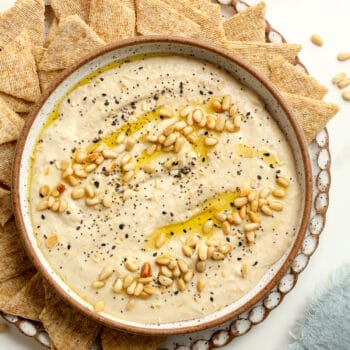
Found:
<box><xmin>0</xmin><ymin>1</ymin><xmax>339</xmax><ymax>349</ymax></box>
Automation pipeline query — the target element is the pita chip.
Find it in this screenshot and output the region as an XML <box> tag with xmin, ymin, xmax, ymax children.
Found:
<box><xmin>39</xmin><ymin>70</ymin><xmax>64</xmax><ymax>92</ymax></box>
<box><xmin>0</xmin><ymin>269</ymin><xmax>36</xmax><ymax>310</ymax></box>
<box><xmin>89</xmin><ymin>0</ymin><xmax>136</xmax><ymax>43</ymax></box>
<box><xmin>0</xmin><ymin>0</ymin><xmax>45</xmax><ymax>48</ymax></box>
<box><xmin>0</xmin><ymin>142</ymin><xmax>16</xmax><ymax>188</ymax></box>
<box><xmin>121</xmin><ymin>0</ymin><xmax>135</xmax><ymax>11</ymax></box>
<box><xmin>2</xmin><ymin>273</ymin><xmax>45</xmax><ymax>321</ymax></box>
<box><xmin>44</xmin><ymin>17</ymin><xmax>59</xmax><ymax>48</ymax></box>
<box><xmin>136</xmin><ymin>0</ymin><xmax>201</xmax><ymax>39</ymax></box>
<box><xmin>40</xmin><ymin>282</ymin><xmax>101</xmax><ymax>350</ymax></box>
<box><xmin>0</xmin><ymin>220</ymin><xmax>33</xmax><ymax>282</ymax></box>
<box><xmin>0</xmin><ymin>192</ymin><xmax>12</xmax><ymax>226</ymax></box>
<box><xmin>224</xmin><ymin>2</ymin><xmax>266</xmax><ymax>42</ymax></box>
<box><xmin>0</xmin><ymin>97</ymin><xmax>25</xmax><ymax>144</ymax></box>
<box><xmin>0</xmin><ymin>93</ymin><xmax>32</xmax><ymax>114</ymax></box>
<box><xmin>49</xmin><ymin>0</ymin><xmax>91</xmax><ymax>22</ymax></box>
<box><xmin>0</xmin><ymin>31</ymin><xmax>41</xmax><ymax>102</ymax></box>
<box><xmin>222</xmin><ymin>41</ymin><xmax>301</xmax><ymax>77</ymax></box>
<box><xmin>39</xmin><ymin>15</ymin><xmax>106</xmax><ymax>71</ymax></box>
<box><xmin>0</xmin><ymin>187</ymin><xmax>10</xmax><ymax>199</ymax></box>
<box><xmin>282</xmin><ymin>92</ymin><xmax>339</xmax><ymax>143</ymax></box>
<box><xmin>269</xmin><ymin>56</ymin><xmax>328</xmax><ymax>100</ymax></box>
<box><xmin>161</xmin><ymin>0</ymin><xmax>227</xmax><ymax>44</ymax></box>
<box><xmin>101</xmin><ymin>327</ymin><xmax>166</xmax><ymax>350</ymax></box>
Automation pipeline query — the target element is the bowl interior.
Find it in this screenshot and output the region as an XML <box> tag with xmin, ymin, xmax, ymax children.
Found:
<box><xmin>14</xmin><ymin>37</ymin><xmax>311</xmax><ymax>335</ymax></box>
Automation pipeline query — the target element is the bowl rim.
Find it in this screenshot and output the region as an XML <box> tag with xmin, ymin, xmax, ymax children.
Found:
<box><xmin>12</xmin><ymin>35</ymin><xmax>313</xmax><ymax>336</ymax></box>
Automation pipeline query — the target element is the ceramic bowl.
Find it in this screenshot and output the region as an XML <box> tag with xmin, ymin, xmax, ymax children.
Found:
<box><xmin>13</xmin><ymin>36</ymin><xmax>312</xmax><ymax>335</ymax></box>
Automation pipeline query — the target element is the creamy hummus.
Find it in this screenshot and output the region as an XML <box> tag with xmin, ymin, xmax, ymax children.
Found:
<box><xmin>30</xmin><ymin>55</ymin><xmax>301</xmax><ymax>324</ymax></box>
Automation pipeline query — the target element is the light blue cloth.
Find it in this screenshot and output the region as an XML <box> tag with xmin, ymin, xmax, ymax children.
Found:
<box><xmin>284</xmin><ymin>265</ymin><xmax>350</xmax><ymax>350</ymax></box>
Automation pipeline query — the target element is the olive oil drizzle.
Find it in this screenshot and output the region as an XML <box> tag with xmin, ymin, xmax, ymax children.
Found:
<box><xmin>235</xmin><ymin>144</ymin><xmax>281</xmax><ymax>167</ymax></box>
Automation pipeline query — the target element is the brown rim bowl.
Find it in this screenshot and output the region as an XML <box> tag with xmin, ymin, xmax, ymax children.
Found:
<box><xmin>12</xmin><ymin>36</ymin><xmax>312</xmax><ymax>336</ymax></box>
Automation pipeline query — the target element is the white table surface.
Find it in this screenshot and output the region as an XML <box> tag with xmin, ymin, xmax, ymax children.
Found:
<box><xmin>0</xmin><ymin>0</ymin><xmax>349</xmax><ymax>349</ymax></box>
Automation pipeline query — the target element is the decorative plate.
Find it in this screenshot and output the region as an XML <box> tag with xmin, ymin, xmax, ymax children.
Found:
<box><xmin>1</xmin><ymin>1</ymin><xmax>331</xmax><ymax>349</ymax></box>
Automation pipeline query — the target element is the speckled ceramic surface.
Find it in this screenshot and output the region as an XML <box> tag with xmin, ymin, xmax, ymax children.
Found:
<box><xmin>2</xmin><ymin>1</ymin><xmax>330</xmax><ymax>348</ymax></box>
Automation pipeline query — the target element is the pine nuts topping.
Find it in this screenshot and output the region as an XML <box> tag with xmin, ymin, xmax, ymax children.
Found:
<box><xmin>211</xmin><ymin>98</ymin><xmax>222</xmax><ymax>113</ymax></box>
<box><xmin>86</xmin><ymin>197</ymin><xmax>100</xmax><ymax>206</ymax></box>
<box><xmin>186</xmin><ymin>236</ymin><xmax>200</xmax><ymax>247</ymax></box>
<box><xmin>203</xmin><ymin>220</ymin><xmax>213</xmax><ymax>234</ymax></box>
<box><xmin>71</xmin><ymin>187</ymin><xmax>85</xmax><ymax>200</ymax></box>
<box><xmin>261</xmin><ymin>205</ymin><xmax>273</xmax><ymax>216</ymax></box>
<box><xmin>215</xmin><ymin>116</ymin><xmax>226</xmax><ymax>131</ymax></box>
<box><xmin>160</xmin><ymin>265</ymin><xmax>173</xmax><ymax>278</ymax></box>
<box><xmin>134</xmin><ymin>283</ymin><xmax>144</xmax><ymax>296</ymax></box>
<box><xmin>74</xmin><ymin>151</ymin><xmax>86</xmax><ymax>163</ymax></box>
<box><xmin>215</xmin><ymin>212</ymin><xmax>227</xmax><ymax>222</ymax></box>
<box><xmin>241</xmin><ymin>263</ymin><xmax>249</xmax><ymax>278</ymax></box>
<box><xmin>99</xmin><ymin>265</ymin><xmax>114</xmax><ymax>281</ymax></box>
<box><xmin>212</xmin><ymin>251</ymin><xmax>225</xmax><ymax>261</ymax></box>
<box><xmin>269</xmin><ymin>200</ymin><xmax>284</xmax><ymax>211</ymax></box>
<box><xmin>204</xmin><ymin>136</ymin><xmax>218</xmax><ymax>146</ymax></box>
<box><xmin>85</xmin><ymin>164</ymin><xmax>97</xmax><ymax>173</ymax></box>
<box><xmin>127</xmin><ymin>281</ymin><xmax>137</xmax><ymax>295</ymax></box>
<box><xmin>272</xmin><ymin>188</ymin><xmax>286</xmax><ymax>198</ymax></box>
<box><xmin>183</xmin><ymin>245</ymin><xmax>193</xmax><ymax>257</ymax></box>
<box><xmin>155</xmin><ymin>232</ymin><xmax>166</xmax><ymax>248</ymax></box>
<box><xmin>218</xmin><ymin>243</ymin><xmax>232</xmax><ymax>255</ymax></box>
<box><xmin>92</xmin><ymin>280</ymin><xmax>105</xmax><ymax>289</ymax></box>
<box><xmin>234</xmin><ymin>197</ymin><xmax>248</xmax><ymax>207</ymax></box>
<box><xmin>248</xmin><ymin>211</ymin><xmax>261</xmax><ymax>223</ymax></box>
<box><xmin>310</xmin><ymin>34</ymin><xmax>323</xmax><ymax>46</ymax></box>
<box><xmin>125</xmin><ymin>299</ymin><xmax>135</xmax><ymax>311</ymax></box>
<box><xmin>125</xmin><ymin>137</ymin><xmax>136</xmax><ymax>151</ymax></box>
<box><xmin>174</xmin><ymin>136</ymin><xmax>185</xmax><ymax>153</ymax></box>
<box><xmin>123</xmin><ymin>274</ymin><xmax>134</xmax><ymax>289</ymax></box>
<box><xmin>227</xmin><ymin>212</ymin><xmax>242</xmax><ymax>225</ymax></box>
<box><xmin>183</xmin><ymin>270</ymin><xmax>194</xmax><ymax>283</ymax></box>
<box><xmin>67</xmin><ymin>175</ymin><xmax>79</xmax><ymax>187</ymax></box>
<box><xmin>45</xmin><ymin>234</ymin><xmax>58</xmax><ymax>248</ymax></box>
<box><xmin>196</xmin><ymin>261</ymin><xmax>206</xmax><ymax>273</ymax></box>
<box><xmin>163</xmin><ymin>133</ymin><xmax>177</xmax><ymax>147</ymax></box>
<box><xmin>141</xmin><ymin>262</ymin><xmax>151</xmax><ymax>277</ymax></box>
<box><xmin>197</xmin><ymin>278</ymin><xmax>205</xmax><ymax>292</ymax></box>
<box><xmin>276</xmin><ymin>176</ymin><xmax>290</xmax><ymax>188</ymax></box>
<box><xmin>85</xmin><ymin>184</ymin><xmax>95</xmax><ymax>198</ymax></box>
<box><xmin>177</xmin><ymin>278</ymin><xmax>186</xmax><ymax>291</ymax></box>
<box><xmin>58</xmin><ymin>200</ymin><xmax>68</xmax><ymax>213</ymax></box>
<box><xmin>94</xmin><ymin>300</ymin><xmax>105</xmax><ymax>312</ymax></box>
<box><xmin>198</xmin><ymin>242</ymin><xmax>208</xmax><ymax>261</ymax></box>
<box><xmin>259</xmin><ymin>187</ymin><xmax>271</xmax><ymax>199</ymax></box>
<box><xmin>178</xmin><ymin>259</ymin><xmax>189</xmax><ymax>273</ymax></box>
<box><xmin>244</xmin><ymin>223</ymin><xmax>260</xmax><ymax>232</ymax></box>
<box><xmin>143</xmin><ymin>164</ymin><xmax>155</xmax><ymax>174</ymax></box>
<box><xmin>159</xmin><ymin>107</ymin><xmax>174</xmax><ymax>118</ymax></box>
<box><xmin>246</xmin><ymin>231</ymin><xmax>255</xmax><ymax>244</ymax></box>
<box><xmin>102</xmin><ymin>195</ymin><xmax>112</xmax><ymax>208</ymax></box>
<box><xmin>146</xmin><ymin>144</ymin><xmax>156</xmax><ymax>155</ymax></box>
<box><xmin>222</xmin><ymin>221</ymin><xmax>231</xmax><ymax>235</ymax></box>
<box><xmin>36</xmin><ymin>199</ymin><xmax>49</xmax><ymax>211</ymax></box>
<box><xmin>222</xmin><ymin>95</ymin><xmax>231</xmax><ymax>111</ymax></box>
<box><xmin>159</xmin><ymin>275</ymin><xmax>173</xmax><ymax>287</ymax></box>
<box><xmin>125</xmin><ymin>261</ymin><xmax>138</xmax><ymax>272</ymax></box>
<box><xmin>155</xmin><ymin>256</ymin><xmax>170</xmax><ymax>265</ymax></box>
<box><xmin>40</xmin><ymin>184</ymin><xmax>50</xmax><ymax>197</ymax></box>
<box><xmin>112</xmin><ymin>279</ymin><xmax>123</xmax><ymax>293</ymax></box>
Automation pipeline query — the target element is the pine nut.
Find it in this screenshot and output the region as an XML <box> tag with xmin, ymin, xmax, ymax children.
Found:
<box><xmin>343</xmin><ymin>90</ymin><xmax>350</xmax><ymax>101</ymax></box>
<box><xmin>239</xmin><ymin>205</ymin><xmax>247</xmax><ymax>219</ymax></box>
<box><xmin>95</xmin><ymin>155</ymin><xmax>104</xmax><ymax>165</ymax></box>
<box><xmin>59</xmin><ymin>159</ymin><xmax>71</xmax><ymax>170</ymax></box>
<box><xmin>183</xmin><ymin>270</ymin><xmax>194</xmax><ymax>283</ymax></box>
<box><xmin>310</xmin><ymin>34</ymin><xmax>323</xmax><ymax>46</ymax></box>
<box><xmin>186</xmin><ymin>133</ymin><xmax>197</xmax><ymax>144</ymax></box>
<box><xmin>74</xmin><ymin>151</ymin><xmax>86</xmax><ymax>163</ymax></box>
<box><xmin>141</xmin><ymin>262</ymin><xmax>151</xmax><ymax>277</ymax></box>
<box><xmin>143</xmin><ymin>285</ymin><xmax>157</xmax><ymax>295</ymax></box>
<box><xmin>85</xmin><ymin>164</ymin><xmax>97</xmax><ymax>173</ymax></box>
<box><xmin>123</xmin><ymin>171</ymin><xmax>134</xmax><ymax>183</ymax></box>
<box><xmin>261</xmin><ymin>205</ymin><xmax>273</xmax><ymax>216</ymax></box>
<box><xmin>183</xmin><ymin>245</ymin><xmax>193</xmax><ymax>257</ymax></box>
<box><xmin>172</xmin><ymin>266</ymin><xmax>181</xmax><ymax>278</ymax></box>
<box><xmin>71</xmin><ymin>187</ymin><xmax>85</xmax><ymax>200</ymax></box>
<box><xmin>218</xmin><ymin>243</ymin><xmax>232</xmax><ymax>255</ymax></box>
<box><xmin>332</xmin><ymin>72</ymin><xmax>346</xmax><ymax>84</ymax></box>
<box><xmin>122</xmin><ymin>162</ymin><xmax>135</xmax><ymax>172</ymax></box>
<box><xmin>156</xmin><ymin>232</ymin><xmax>166</xmax><ymax>248</ymax></box>
<box><xmin>244</xmin><ymin>223</ymin><xmax>260</xmax><ymax>232</ymax></box>
<box><xmin>102</xmin><ymin>195</ymin><xmax>112</xmax><ymax>208</ymax></box>
<box><xmin>36</xmin><ymin>199</ymin><xmax>49</xmax><ymax>211</ymax></box>
<box><xmin>251</xmin><ymin>199</ymin><xmax>259</xmax><ymax>212</ymax></box>
<box><xmin>198</xmin><ymin>242</ymin><xmax>208</xmax><ymax>261</ymax></box>
<box><xmin>272</xmin><ymin>188</ymin><xmax>285</xmax><ymax>198</ymax></box>
<box><xmin>67</xmin><ymin>175</ymin><xmax>79</xmax><ymax>187</ymax></box>
<box><xmin>259</xmin><ymin>187</ymin><xmax>271</xmax><ymax>199</ymax></box>
<box><xmin>212</xmin><ymin>251</ymin><xmax>225</xmax><ymax>260</ymax></box>
<box><xmin>120</xmin><ymin>153</ymin><xmax>132</xmax><ymax>166</ymax></box>
<box><xmin>197</xmin><ymin>278</ymin><xmax>205</xmax><ymax>292</ymax></box>
<box><xmin>58</xmin><ymin>200</ymin><xmax>68</xmax><ymax>213</ymax></box>
<box><xmin>222</xmin><ymin>221</ymin><xmax>231</xmax><ymax>235</ymax></box>
<box><xmin>225</xmin><ymin>120</ymin><xmax>235</xmax><ymax>132</ymax></box>
<box><xmin>174</xmin><ymin>121</ymin><xmax>187</xmax><ymax>130</ymax></box>
<box><xmin>222</xmin><ymin>95</ymin><xmax>231</xmax><ymax>111</ymax></box>
<box><xmin>215</xmin><ymin>116</ymin><xmax>226</xmax><ymax>131</ymax></box>
<box><xmin>160</xmin><ymin>266</ymin><xmax>173</xmax><ymax>278</ymax></box>
<box><xmin>203</xmin><ymin>220</ymin><xmax>213</xmax><ymax>234</ymax></box>
<box><xmin>112</xmin><ymin>279</ymin><xmax>123</xmax><ymax>293</ymax></box>
<box><xmin>74</xmin><ymin>168</ymin><xmax>88</xmax><ymax>178</ymax></box>
<box><xmin>85</xmin><ymin>184</ymin><xmax>95</xmax><ymax>198</ymax></box>
<box><xmin>207</xmin><ymin>246</ymin><xmax>215</xmax><ymax>259</ymax></box>
<box><xmin>102</xmin><ymin>150</ymin><xmax>117</xmax><ymax>159</ymax></box>
<box><xmin>234</xmin><ymin>197</ymin><xmax>248</xmax><ymax>207</ymax></box>
<box><xmin>99</xmin><ymin>265</ymin><xmax>114</xmax><ymax>281</ymax></box>
<box><xmin>233</xmin><ymin>115</ymin><xmax>241</xmax><ymax>129</ymax></box>
<box><xmin>127</xmin><ymin>281</ymin><xmax>137</xmax><ymax>295</ymax></box>
<box><xmin>212</xmin><ymin>98</ymin><xmax>222</xmax><ymax>113</ymax></box>
<box><xmin>167</xmin><ymin>259</ymin><xmax>177</xmax><ymax>270</ymax></box>
<box><xmin>159</xmin><ymin>275</ymin><xmax>173</xmax><ymax>287</ymax></box>
<box><xmin>163</xmin><ymin>133</ymin><xmax>176</xmax><ymax>147</ymax></box>
<box><xmin>51</xmin><ymin>200</ymin><xmax>60</xmax><ymax>212</ymax></box>
<box><xmin>143</xmin><ymin>164</ymin><xmax>155</xmax><ymax>174</ymax></box>
<box><xmin>248</xmin><ymin>191</ymin><xmax>257</xmax><ymax>202</ymax></box>
<box><xmin>62</xmin><ymin>167</ymin><xmax>73</xmax><ymax>178</ymax></box>
<box><xmin>276</xmin><ymin>176</ymin><xmax>289</xmax><ymax>188</ymax></box>
<box><xmin>125</xmin><ymin>299</ymin><xmax>135</xmax><ymax>311</ymax></box>
<box><xmin>227</xmin><ymin>212</ymin><xmax>242</xmax><ymax>225</ymax></box>
<box><xmin>134</xmin><ymin>283</ymin><xmax>144</xmax><ymax>296</ymax></box>
<box><xmin>138</xmin><ymin>277</ymin><xmax>153</xmax><ymax>284</ymax></box>
<box><xmin>179</xmin><ymin>106</ymin><xmax>193</xmax><ymax>118</ymax></box>
<box><xmin>269</xmin><ymin>200</ymin><xmax>284</xmax><ymax>211</ymax></box>
<box><xmin>174</xmin><ymin>136</ymin><xmax>185</xmax><ymax>153</ymax></box>
<box><xmin>248</xmin><ymin>211</ymin><xmax>261</xmax><ymax>223</ymax></box>
<box><xmin>177</xmin><ymin>278</ymin><xmax>186</xmax><ymax>291</ymax></box>
<box><xmin>186</xmin><ymin>236</ymin><xmax>200</xmax><ymax>247</ymax></box>
<box><xmin>215</xmin><ymin>212</ymin><xmax>227</xmax><ymax>222</ymax></box>
<box><xmin>51</xmin><ymin>189</ymin><xmax>60</xmax><ymax>198</ymax></box>
<box><xmin>123</xmin><ymin>274</ymin><xmax>134</xmax><ymax>289</ymax></box>
<box><xmin>206</xmin><ymin>115</ymin><xmax>216</xmax><ymax>129</ymax></box>
<box><xmin>92</xmin><ymin>281</ymin><xmax>105</xmax><ymax>289</ymax></box>
<box><xmin>193</xmin><ymin>108</ymin><xmax>203</xmax><ymax>123</ymax></box>
<box><xmin>337</xmin><ymin>52</ymin><xmax>350</xmax><ymax>61</ymax></box>
<box><xmin>163</xmin><ymin>124</ymin><xmax>175</xmax><ymax>137</ymax></box>
<box><xmin>186</xmin><ymin>113</ymin><xmax>194</xmax><ymax>125</ymax></box>
<box><xmin>241</xmin><ymin>263</ymin><xmax>249</xmax><ymax>278</ymax></box>
<box><xmin>159</xmin><ymin>107</ymin><xmax>174</xmax><ymax>118</ymax></box>
<box><xmin>196</xmin><ymin>261</ymin><xmax>206</xmax><ymax>273</ymax></box>
<box><xmin>182</xmin><ymin>126</ymin><xmax>193</xmax><ymax>135</ymax></box>
<box><xmin>94</xmin><ymin>300</ymin><xmax>105</xmax><ymax>312</ymax></box>
<box><xmin>146</xmin><ymin>144</ymin><xmax>157</xmax><ymax>155</ymax></box>
<box><xmin>206</xmin><ymin>239</ymin><xmax>219</xmax><ymax>247</ymax></box>
<box><xmin>246</xmin><ymin>231</ymin><xmax>255</xmax><ymax>244</ymax></box>
<box><xmin>163</xmin><ymin>145</ymin><xmax>174</xmax><ymax>153</ymax></box>
<box><xmin>198</xmin><ymin>114</ymin><xmax>207</xmax><ymax>128</ymax></box>
<box><xmin>88</xmin><ymin>152</ymin><xmax>99</xmax><ymax>162</ymax></box>
<box><xmin>259</xmin><ymin>199</ymin><xmax>268</xmax><ymax>208</ymax></box>
<box><xmin>155</xmin><ymin>256</ymin><xmax>170</xmax><ymax>265</ymax></box>
<box><xmin>229</xmin><ymin>104</ymin><xmax>237</xmax><ymax>118</ymax></box>
<box><xmin>146</xmin><ymin>134</ymin><xmax>158</xmax><ymax>143</ymax></box>
<box><xmin>178</xmin><ymin>259</ymin><xmax>189</xmax><ymax>273</ymax></box>
<box><xmin>95</xmin><ymin>144</ymin><xmax>107</xmax><ymax>152</ymax></box>
<box><xmin>125</xmin><ymin>261</ymin><xmax>138</xmax><ymax>272</ymax></box>
<box><xmin>40</xmin><ymin>184</ymin><xmax>50</xmax><ymax>197</ymax></box>
<box><xmin>116</xmin><ymin>134</ymin><xmax>126</xmax><ymax>144</ymax></box>
<box><xmin>86</xmin><ymin>197</ymin><xmax>99</xmax><ymax>206</ymax></box>
<box><xmin>125</xmin><ymin>137</ymin><xmax>136</xmax><ymax>151</ymax></box>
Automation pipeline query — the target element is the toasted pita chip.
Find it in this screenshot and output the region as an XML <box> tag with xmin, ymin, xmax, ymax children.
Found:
<box><xmin>0</xmin><ymin>269</ymin><xmax>36</xmax><ymax>310</ymax></box>
<box><xmin>269</xmin><ymin>56</ymin><xmax>328</xmax><ymax>100</ymax></box>
<box><xmin>89</xmin><ymin>0</ymin><xmax>135</xmax><ymax>43</ymax></box>
<box><xmin>222</xmin><ymin>41</ymin><xmax>301</xmax><ymax>76</ymax></box>
<box><xmin>39</xmin><ymin>70</ymin><xmax>64</xmax><ymax>92</ymax></box>
<box><xmin>49</xmin><ymin>0</ymin><xmax>91</xmax><ymax>22</ymax></box>
<box><xmin>33</xmin><ymin>45</ymin><xmax>46</xmax><ymax>65</ymax></box>
<box><xmin>0</xmin><ymin>193</ymin><xmax>12</xmax><ymax>226</ymax></box>
<box><xmin>101</xmin><ymin>328</ymin><xmax>166</xmax><ymax>350</ymax></box>
<box><xmin>0</xmin><ymin>93</ymin><xmax>32</xmax><ymax>113</ymax></box>
<box><xmin>2</xmin><ymin>273</ymin><xmax>45</xmax><ymax>321</ymax></box>
<box><xmin>39</xmin><ymin>15</ymin><xmax>105</xmax><ymax>71</ymax></box>
<box><xmin>0</xmin><ymin>0</ymin><xmax>45</xmax><ymax>48</ymax></box>
<box><xmin>44</xmin><ymin>17</ymin><xmax>59</xmax><ymax>48</ymax></box>
<box><xmin>40</xmin><ymin>282</ymin><xmax>101</xmax><ymax>350</ymax></box>
<box><xmin>136</xmin><ymin>0</ymin><xmax>201</xmax><ymax>39</ymax></box>
<box><xmin>161</xmin><ymin>0</ymin><xmax>226</xmax><ymax>44</ymax></box>
<box><xmin>0</xmin><ymin>142</ymin><xmax>16</xmax><ymax>188</ymax></box>
<box><xmin>0</xmin><ymin>31</ymin><xmax>41</xmax><ymax>102</ymax></box>
<box><xmin>0</xmin><ymin>220</ymin><xmax>33</xmax><ymax>282</ymax></box>
<box><xmin>282</xmin><ymin>92</ymin><xmax>339</xmax><ymax>143</ymax></box>
<box><xmin>0</xmin><ymin>97</ymin><xmax>25</xmax><ymax>145</ymax></box>
<box><xmin>121</xmin><ymin>0</ymin><xmax>135</xmax><ymax>11</ymax></box>
<box><xmin>0</xmin><ymin>187</ymin><xmax>10</xmax><ymax>199</ymax></box>
<box><xmin>224</xmin><ymin>2</ymin><xmax>266</xmax><ymax>42</ymax></box>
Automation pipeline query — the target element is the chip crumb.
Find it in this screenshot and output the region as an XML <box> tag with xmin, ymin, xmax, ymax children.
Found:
<box><xmin>310</xmin><ymin>34</ymin><xmax>324</xmax><ymax>47</ymax></box>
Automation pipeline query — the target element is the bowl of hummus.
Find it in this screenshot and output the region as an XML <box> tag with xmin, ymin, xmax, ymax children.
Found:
<box><xmin>13</xmin><ymin>36</ymin><xmax>312</xmax><ymax>335</ymax></box>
